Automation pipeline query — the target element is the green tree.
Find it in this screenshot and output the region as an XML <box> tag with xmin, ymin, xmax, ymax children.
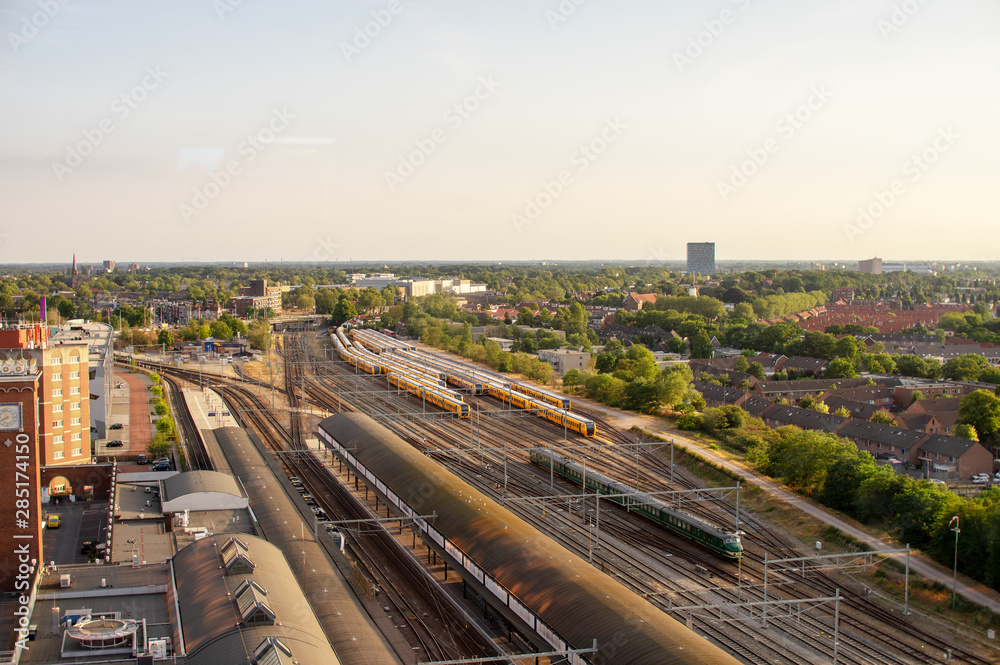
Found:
<box><xmin>146</xmin><ymin>432</ymin><xmax>172</xmax><ymax>459</ymax></box>
<box><xmin>734</xmin><ymin>355</ymin><xmax>750</xmax><ymax>373</ymax></box>
<box><xmin>155</xmin><ymin>416</ymin><xmax>175</xmax><ymax>437</ymax></box>
<box><xmin>332</xmin><ymin>297</ymin><xmax>357</xmax><ymax>325</ymax></box>
<box><xmin>210</xmin><ymin>320</ymin><xmax>233</xmax><ymax>341</ymax></box>
<box><xmin>295</xmin><ymin>293</ymin><xmax>315</xmax><ymax>311</ymax></box>
<box><xmin>153</xmin><ymin>398</ymin><xmax>169</xmax><ymax>416</ymax></box>
<box><xmin>958</xmin><ymin>389</ymin><xmax>1000</xmax><ymax>441</ymax></box>
<box><xmin>747</xmin><ymin>361</ymin><xmax>766</xmax><ymax>381</ymax></box>
<box><xmin>248</xmin><ymin>320</ymin><xmax>271</xmax><ymax>351</ymax></box>
<box><xmin>690</xmin><ymin>331</ymin><xmax>713</xmax><ymax>359</ymax></box>
<box><xmin>954</xmin><ymin>423</ymin><xmax>979</xmax><ymax>441</ymax></box>
<box><xmin>833</xmin><ymin>406</ymin><xmax>850</xmax><ymax>418</ymax></box>
<box><xmin>863</xmin><ymin>353</ymin><xmax>896</xmax><ymax>374</ymax></box>
<box><xmin>622</xmin><ymin>379</ymin><xmax>664</xmax><ymax>414</ymax></box>
<box><xmin>824</xmin><ymin>357</ymin><xmax>858</xmax><ymax>379</ymax></box>
<box><xmin>942</xmin><ymin>354</ymin><xmax>989</xmax><ymax>382</ymax></box>
<box><xmin>667</xmin><ymin>337</ymin><xmax>688</xmax><ymax>354</ymax></box>
<box><xmin>57</xmin><ymin>299</ymin><xmax>76</xmax><ymax>319</ymax></box>
<box><xmin>909</xmin><ymin>390</ymin><xmax>924</xmax><ymax>404</ymax></box>
<box><xmin>157</xmin><ymin>329</ymin><xmax>175</xmax><ymax>347</ymax></box>
<box><xmin>562</xmin><ymin>369</ymin><xmax>583</xmax><ymax>387</ymax></box>
<box><xmin>870</xmin><ymin>409</ymin><xmax>895</xmax><ymax>425</ymax></box>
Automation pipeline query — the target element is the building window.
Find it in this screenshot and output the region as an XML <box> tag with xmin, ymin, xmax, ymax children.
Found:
<box><xmin>71</xmin><ymin>433</ymin><xmax>81</xmax><ymax>441</ymax></box>
<box><xmin>52</xmin><ymin>389</ymin><xmax>62</xmax><ymax>397</ymax></box>
<box><xmin>51</xmin><ymin>357</ymin><xmax>62</xmax><ymax>366</ymax></box>
<box><xmin>53</xmin><ymin>451</ymin><xmax>64</xmax><ymax>459</ymax></box>
<box><xmin>70</xmin><ymin>402</ymin><xmax>80</xmax><ymax>411</ymax></box>
<box><xmin>69</xmin><ymin>371</ymin><xmax>80</xmax><ymax>379</ymax></box>
<box><xmin>70</xmin><ymin>417</ymin><xmax>80</xmax><ymax>425</ymax></box>
<box><xmin>68</xmin><ymin>356</ymin><xmax>79</xmax><ymax>364</ymax></box>
<box><xmin>52</xmin><ymin>373</ymin><xmax>62</xmax><ymax>381</ymax></box>
<box><xmin>53</xmin><ymin>404</ymin><xmax>62</xmax><ymax>413</ymax></box>
<box><xmin>53</xmin><ymin>435</ymin><xmax>64</xmax><ymax>444</ymax></box>
<box><xmin>53</xmin><ymin>420</ymin><xmax>62</xmax><ymax>428</ymax></box>
<box><xmin>72</xmin><ymin>448</ymin><xmax>82</xmax><ymax>456</ymax></box>
<box><xmin>69</xmin><ymin>387</ymin><xmax>80</xmax><ymax>395</ymax></box>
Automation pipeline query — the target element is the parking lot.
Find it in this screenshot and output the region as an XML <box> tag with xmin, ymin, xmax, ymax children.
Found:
<box><xmin>41</xmin><ymin>501</ymin><xmax>109</xmax><ymax>565</ymax></box>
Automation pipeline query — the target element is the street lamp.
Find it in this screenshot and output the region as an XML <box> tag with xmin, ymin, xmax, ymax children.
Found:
<box><xmin>949</xmin><ymin>515</ymin><xmax>960</xmax><ymax>608</ymax></box>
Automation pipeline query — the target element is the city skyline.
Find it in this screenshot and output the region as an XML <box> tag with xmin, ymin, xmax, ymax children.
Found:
<box><xmin>1</xmin><ymin>0</ymin><xmax>997</xmax><ymax>263</ymax></box>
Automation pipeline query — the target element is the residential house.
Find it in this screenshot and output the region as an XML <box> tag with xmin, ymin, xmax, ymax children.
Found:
<box><xmin>622</xmin><ymin>292</ymin><xmax>659</xmax><ymax>312</ymax></box>
<box><xmin>836</xmin><ymin>421</ymin><xmax>925</xmax><ymax>462</ymax></box>
<box><xmin>906</xmin><ymin>398</ymin><xmax>961</xmax><ymax>434</ymax></box>
<box><xmin>892</xmin><ymin>412</ymin><xmax>945</xmax><ymax>435</ymax></box>
<box><xmin>914</xmin><ymin>434</ymin><xmax>993</xmax><ymax>479</ymax></box>
<box><xmin>760</xmin><ymin>405</ymin><xmax>848</xmax><ymax>434</ymax></box>
<box><xmin>819</xmin><ymin>395</ymin><xmax>881</xmax><ymax>420</ymax></box>
<box><xmin>692</xmin><ymin>381</ymin><xmax>749</xmax><ymax>408</ymax></box>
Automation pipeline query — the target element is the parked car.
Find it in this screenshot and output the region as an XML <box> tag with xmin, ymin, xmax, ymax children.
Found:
<box><xmin>972</xmin><ymin>473</ymin><xmax>990</xmax><ymax>485</ymax></box>
<box><xmin>110</xmin><ymin>423</ymin><xmax>124</xmax><ymax>430</ymax></box>
<box><xmin>154</xmin><ymin>457</ymin><xmax>170</xmax><ymax>465</ymax></box>
<box><xmin>106</xmin><ymin>440</ymin><xmax>124</xmax><ymax>448</ymax></box>
<box><xmin>928</xmin><ymin>479</ymin><xmax>947</xmax><ymax>487</ymax></box>
<box><xmin>46</xmin><ymin>515</ymin><xmax>60</xmax><ymax>529</ymax></box>
<box><xmin>137</xmin><ymin>454</ymin><xmax>148</xmax><ymax>465</ymax></box>
<box><xmin>152</xmin><ymin>463</ymin><xmax>170</xmax><ymax>471</ymax></box>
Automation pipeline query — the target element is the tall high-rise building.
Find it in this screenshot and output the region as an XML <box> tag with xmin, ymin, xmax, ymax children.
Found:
<box><xmin>102</xmin><ymin>259</ymin><xmax>116</xmax><ymax>273</ymax></box>
<box><xmin>0</xmin><ymin>345</ymin><xmax>43</xmax><ymax>595</ymax></box>
<box><xmin>858</xmin><ymin>257</ymin><xmax>883</xmax><ymax>275</ymax></box>
<box><xmin>686</xmin><ymin>242</ymin><xmax>716</xmax><ymax>274</ymax></box>
<box><xmin>0</xmin><ymin>325</ymin><xmax>91</xmax><ymax>466</ymax></box>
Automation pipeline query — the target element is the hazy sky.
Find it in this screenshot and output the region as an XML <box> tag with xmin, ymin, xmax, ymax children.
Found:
<box><xmin>1</xmin><ymin>0</ymin><xmax>997</xmax><ymax>264</ymax></box>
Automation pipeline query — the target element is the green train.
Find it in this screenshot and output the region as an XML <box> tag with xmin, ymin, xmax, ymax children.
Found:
<box><xmin>529</xmin><ymin>448</ymin><xmax>743</xmax><ymax>559</ymax></box>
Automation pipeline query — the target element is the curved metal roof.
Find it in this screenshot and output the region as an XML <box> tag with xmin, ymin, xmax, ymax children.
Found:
<box><xmin>162</xmin><ymin>470</ymin><xmax>243</xmax><ymax>501</ymax></box>
<box><xmin>319</xmin><ymin>413</ymin><xmax>742</xmax><ymax>665</ymax></box>
<box><xmin>173</xmin><ymin>535</ymin><xmax>340</xmax><ymax>665</ymax></box>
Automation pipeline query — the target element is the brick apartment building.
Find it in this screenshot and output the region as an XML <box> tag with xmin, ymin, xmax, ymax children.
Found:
<box><xmin>0</xmin><ymin>347</ymin><xmax>43</xmax><ymax>594</ymax></box>
<box><xmin>231</xmin><ymin>279</ymin><xmax>282</xmax><ymax>318</ymax></box>
<box><xmin>0</xmin><ymin>325</ymin><xmax>91</xmax><ymax>466</ymax></box>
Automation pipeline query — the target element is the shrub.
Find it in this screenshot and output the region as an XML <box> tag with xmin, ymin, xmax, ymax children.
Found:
<box><xmin>677</xmin><ymin>413</ymin><xmax>704</xmax><ymax>431</ymax></box>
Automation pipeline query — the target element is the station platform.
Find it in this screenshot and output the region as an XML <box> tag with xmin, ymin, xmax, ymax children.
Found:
<box><xmin>182</xmin><ymin>388</ymin><xmax>239</xmax><ymax>474</ymax></box>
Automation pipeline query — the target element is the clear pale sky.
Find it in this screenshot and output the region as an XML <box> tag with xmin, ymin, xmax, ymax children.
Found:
<box><xmin>1</xmin><ymin>0</ymin><xmax>997</xmax><ymax>264</ymax></box>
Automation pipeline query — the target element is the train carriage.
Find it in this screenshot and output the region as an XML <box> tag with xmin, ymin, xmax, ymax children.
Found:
<box><xmin>529</xmin><ymin>448</ymin><xmax>742</xmax><ymax>559</ymax></box>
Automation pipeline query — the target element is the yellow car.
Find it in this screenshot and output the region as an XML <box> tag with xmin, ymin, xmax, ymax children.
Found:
<box><xmin>46</xmin><ymin>515</ymin><xmax>61</xmax><ymax>529</ymax></box>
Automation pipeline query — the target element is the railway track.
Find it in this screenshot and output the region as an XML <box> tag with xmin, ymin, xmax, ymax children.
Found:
<box><xmin>136</xmin><ymin>331</ymin><xmax>997</xmax><ymax>665</ymax></box>
<box><xmin>292</xmin><ymin>331</ymin><xmax>997</xmax><ymax>665</ymax></box>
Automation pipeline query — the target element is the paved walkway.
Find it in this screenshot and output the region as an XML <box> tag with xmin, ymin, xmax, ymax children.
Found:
<box><xmin>115</xmin><ymin>370</ymin><xmax>153</xmax><ymax>459</ymax></box>
<box><xmin>571</xmin><ymin>394</ymin><xmax>1000</xmax><ymax>614</ymax></box>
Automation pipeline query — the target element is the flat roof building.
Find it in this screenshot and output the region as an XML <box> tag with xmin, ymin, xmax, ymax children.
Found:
<box><xmin>687</xmin><ymin>242</ymin><xmax>716</xmax><ymax>274</ymax></box>
<box><xmin>858</xmin><ymin>257</ymin><xmax>883</xmax><ymax>274</ymax></box>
